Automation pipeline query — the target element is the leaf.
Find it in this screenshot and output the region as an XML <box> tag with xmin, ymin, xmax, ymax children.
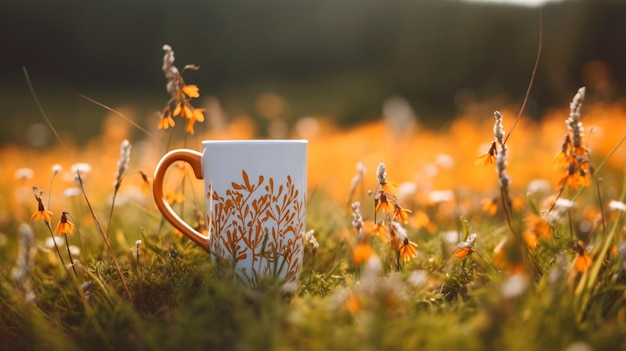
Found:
<box><xmin>242</xmin><ymin>170</ymin><xmax>251</xmax><ymax>190</ymax></box>
<box><xmin>266</xmin><ymin>210</ymin><xmax>276</xmax><ymax>220</ymax></box>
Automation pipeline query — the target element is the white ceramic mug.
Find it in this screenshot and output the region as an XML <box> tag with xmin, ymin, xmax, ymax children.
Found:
<box><xmin>153</xmin><ymin>140</ymin><xmax>307</xmax><ymax>286</ymax></box>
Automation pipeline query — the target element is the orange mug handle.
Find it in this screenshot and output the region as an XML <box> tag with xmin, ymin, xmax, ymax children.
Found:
<box><xmin>153</xmin><ymin>149</ymin><xmax>210</xmax><ymax>252</ymax></box>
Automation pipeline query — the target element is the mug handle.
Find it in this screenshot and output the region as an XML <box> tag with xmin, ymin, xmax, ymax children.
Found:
<box><xmin>153</xmin><ymin>149</ymin><xmax>210</xmax><ymax>252</ymax></box>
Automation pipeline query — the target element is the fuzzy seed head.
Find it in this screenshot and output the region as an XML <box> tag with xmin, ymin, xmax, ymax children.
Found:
<box><xmin>493</xmin><ymin>111</ymin><xmax>505</xmax><ymax>145</ymax></box>
<box><xmin>376</xmin><ymin>163</ymin><xmax>387</xmax><ymax>185</ymax></box>
<box><xmin>162</xmin><ymin>44</ymin><xmax>180</xmax><ymax>97</ymax></box>
<box><xmin>566</xmin><ymin>87</ymin><xmax>586</xmax><ymax>149</ymax></box>
<box><xmin>114</xmin><ymin>140</ymin><xmax>132</xmax><ymax>190</ymax></box>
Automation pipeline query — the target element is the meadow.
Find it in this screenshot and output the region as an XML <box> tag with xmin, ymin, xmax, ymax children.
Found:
<box><xmin>1</xmin><ymin>46</ymin><xmax>626</xmax><ymax>350</ymax></box>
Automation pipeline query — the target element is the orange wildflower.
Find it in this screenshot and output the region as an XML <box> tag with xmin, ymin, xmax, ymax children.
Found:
<box><xmin>345</xmin><ymin>294</ymin><xmax>363</xmax><ymax>314</ymax></box>
<box><xmin>353</xmin><ymin>243</ymin><xmax>375</xmax><ymax>265</ymax></box>
<box><xmin>183</xmin><ymin>108</ymin><xmax>206</xmax><ymax>135</ymax></box>
<box><xmin>410</xmin><ymin>210</ymin><xmax>431</xmax><ymax>230</ymax></box>
<box><xmin>523</xmin><ymin>214</ymin><xmax>551</xmax><ymax>249</ymax></box>
<box><xmin>474</xmin><ymin>141</ymin><xmax>497</xmax><ymax>166</ymax></box>
<box><xmin>574</xmin><ymin>240</ymin><xmax>592</xmax><ymax>273</ymax></box>
<box><xmin>375</xmin><ymin>162</ymin><xmax>398</xmax><ymax>196</ymax></box>
<box><xmin>493</xmin><ymin>237</ymin><xmax>525</xmax><ymax>275</ymax></box>
<box><xmin>158</xmin><ymin>108</ymin><xmax>175</xmax><ymax>130</ymax></box>
<box><xmin>173</xmin><ymin>99</ymin><xmax>193</xmax><ymax>118</ymax></box>
<box><xmin>31</xmin><ymin>193</ymin><xmax>53</xmax><ymax>223</ymax></box>
<box><xmin>389</xmin><ymin>222</ymin><xmax>418</xmax><ymax>261</ymax></box>
<box><xmin>558</xmin><ymin>161</ymin><xmax>590</xmax><ymax>189</ymax></box>
<box><xmin>399</xmin><ymin>239</ymin><xmax>419</xmax><ymax>261</ymax></box>
<box><xmin>165</xmin><ymin>191</ymin><xmax>185</xmax><ymax>205</ymax></box>
<box><xmin>139</xmin><ymin>171</ymin><xmax>151</xmax><ymax>195</ymax></box>
<box><xmin>493</xmin><ymin>238</ymin><xmax>507</xmax><ymax>269</ymax></box>
<box><xmin>161</xmin><ymin>45</ymin><xmax>204</xmax><ymax>134</ymax></box>
<box><xmin>572</xmin><ymin>145</ymin><xmax>587</xmax><ymax>157</ymax></box>
<box><xmin>511</xmin><ymin>195</ymin><xmax>526</xmax><ymax>212</ymax></box>
<box><xmin>481</xmin><ymin>197</ymin><xmax>498</xmax><ymax>216</ymax></box>
<box><xmin>185</xmin><ymin>118</ymin><xmax>197</xmax><ymax>135</ymax></box>
<box><xmin>375</xmin><ymin>191</ymin><xmax>395</xmax><ymax>217</ymax></box>
<box><xmin>55</xmin><ymin>211</ymin><xmax>74</xmax><ymax>236</ymax></box>
<box><xmin>367</xmin><ymin>222</ymin><xmax>390</xmax><ymax>243</ymax></box>
<box><xmin>454</xmin><ymin>247</ymin><xmax>475</xmax><ymax>259</ymax></box>
<box><xmin>553</xmin><ymin>151</ymin><xmax>568</xmax><ymax>170</ymax></box>
<box><xmin>192</xmin><ymin>107</ymin><xmax>205</xmax><ymax>122</ymax></box>
<box><xmin>454</xmin><ymin>233</ymin><xmax>477</xmax><ymax>258</ymax></box>
<box><xmin>553</xmin><ymin>135</ymin><xmax>572</xmax><ymax>169</ymax></box>
<box><xmin>381</xmin><ymin>181</ymin><xmax>399</xmax><ymax>197</ymax></box>
<box><xmin>179</xmin><ymin>84</ymin><xmax>200</xmax><ymax>98</ymax></box>
<box><xmin>523</xmin><ymin>231</ymin><xmax>539</xmax><ymax>249</ymax></box>
<box><xmin>393</xmin><ymin>204</ymin><xmax>411</xmax><ymax>224</ymax></box>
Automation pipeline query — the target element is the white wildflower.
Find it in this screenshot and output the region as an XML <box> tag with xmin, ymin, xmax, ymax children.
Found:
<box><xmin>303</xmin><ymin>230</ymin><xmax>319</xmax><ymax>250</ymax></box>
<box><xmin>14</xmin><ymin>168</ymin><xmax>34</xmax><ymax>180</ymax></box>
<box><xmin>609</xmin><ymin>200</ymin><xmax>626</xmax><ymax>212</ymax></box>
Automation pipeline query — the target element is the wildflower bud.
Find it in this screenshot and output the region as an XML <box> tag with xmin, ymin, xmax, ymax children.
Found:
<box><xmin>493</xmin><ymin>111</ymin><xmax>505</xmax><ymax>145</ymax></box>
<box><xmin>566</xmin><ymin>87</ymin><xmax>586</xmax><ymax>153</ymax></box>
<box><xmin>303</xmin><ymin>230</ymin><xmax>319</xmax><ymax>250</ymax></box>
<box><xmin>52</xmin><ymin>164</ymin><xmax>62</xmax><ymax>175</ymax></box>
<box><xmin>569</xmin><ymin>87</ymin><xmax>586</xmax><ymax>120</ymax></box>
<box><xmin>162</xmin><ymin>44</ymin><xmax>180</xmax><ymax>97</ymax></box>
<box><xmin>376</xmin><ymin>163</ymin><xmax>387</xmax><ymax>185</ymax></box>
<box><xmin>351</xmin><ymin>202</ymin><xmax>364</xmax><ymax>239</ymax></box>
<box><xmin>114</xmin><ymin>140</ymin><xmax>132</xmax><ymax>191</ymax></box>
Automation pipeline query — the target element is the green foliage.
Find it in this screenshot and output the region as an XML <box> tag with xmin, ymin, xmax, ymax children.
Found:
<box><xmin>3</xmin><ymin>46</ymin><xmax>626</xmax><ymax>351</ymax></box>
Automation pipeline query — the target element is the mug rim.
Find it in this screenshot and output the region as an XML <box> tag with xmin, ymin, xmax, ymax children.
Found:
<box><xmin>202</xmin><ymin>139</ymin><xmax>307</xmax><ymax>145</ymax></box>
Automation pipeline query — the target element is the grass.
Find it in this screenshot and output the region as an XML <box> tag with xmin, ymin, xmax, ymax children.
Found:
<box><xmin>1</xmin><ymin>47</ymin><xmax>626</xmax><ymax>350</ymax></box>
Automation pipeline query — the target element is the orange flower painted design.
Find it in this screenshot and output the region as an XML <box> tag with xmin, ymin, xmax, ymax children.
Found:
<box><xmin>208</xmin><ymin>170</ymin><xmax>305</xmax><ymax>285</ymax></box>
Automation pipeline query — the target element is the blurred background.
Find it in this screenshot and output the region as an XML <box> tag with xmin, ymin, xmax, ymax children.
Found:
<box><xmin>2</xmin><ymin>0</ymin><xmax>626</xmax><ymax>146</ymax></box>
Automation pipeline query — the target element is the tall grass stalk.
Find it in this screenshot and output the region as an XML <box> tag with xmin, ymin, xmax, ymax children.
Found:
<box><xmin>575</xmin><ymin>172</ymin><xmax>626</xmax><ymax>322</ymax></box>
<box><xmin>23</xmin><ymin>67</ymin><xmax>132</xmax><ymax>299</ymax></box>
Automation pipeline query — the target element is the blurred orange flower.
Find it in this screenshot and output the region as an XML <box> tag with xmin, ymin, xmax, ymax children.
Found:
<box><xmin>353</xmin><ymin>243</ymin><xmax>374</xmax><ymax>265</ymax></box>
<box><xmin>481</xmin><ymin>197</ymin><xmax>498</xmax><ymax>216</ymax></box>
<box><xmin>366</xmin><ymin>221</ymin><xmax>390</xmax><ymax>243</ymax></box>
<box><xmin>139</xmin><ymin>171</ymin><xmax>151</xmax><ymax>195</ymax></box>
<box><xmin>557</xmin><ymin>161</ymin><xmax>591</xmax><ymax>189</ymax></box>
<box><xmin>574</xmin><ymin>240</ymin><xmax>591</xmax><ymax>273</ymax></box>
<box><xmin>158</xmin><ymin>112</ymin><xmax>175</xmax><ymax>130</ymax></box>
<box><xmin>393</xmin><ymin>204</ymin><xmax>411</xmax><ymax>225</ymax></box>
<box><xmin>31</xmin><ymin>193</ymin><xmax>53</xmax><ymax>223</ymax></box>
<box><xmin>55</xmin><ymin>211</ymin><xmax>74</xmax><ymax>236</ymax></box>
<box><xmin>474</xmin><ymin>141</ymin><xmax>497</xmax><ymax>166</ymax></box>
<box><xmin>375</xmin><ymin>192</ymin><xmax>394</xmax><ymax>217</ymax></box>
<box><xmin>454</xmin><ymin>233</ymin><xmax>477</xmax><ymax>258</ymax></box>
<box><xmin>399</xmin><ymin>239</ymin><xmax>418</xmax><ymax>261</ymax></box>
<box><xmin>493</xmin><ymin>237</ymin><xmax>525</xmax><ymax>275</ymax></box>
<box><xmin>523</xmin><ymin>214</ymin><xmax>551</xmax><ymax>249</ymax></box>
<box><xmin>165</xmin><ymin>191</ymin><xmax>185</xmax><ymax>205</ymax></box>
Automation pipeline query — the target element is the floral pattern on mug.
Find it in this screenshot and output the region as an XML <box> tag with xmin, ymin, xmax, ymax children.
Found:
<box><xmin>208</xmin><ymin>170</ymin><xmax>305</xmax><ymax>285</ymax></box>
